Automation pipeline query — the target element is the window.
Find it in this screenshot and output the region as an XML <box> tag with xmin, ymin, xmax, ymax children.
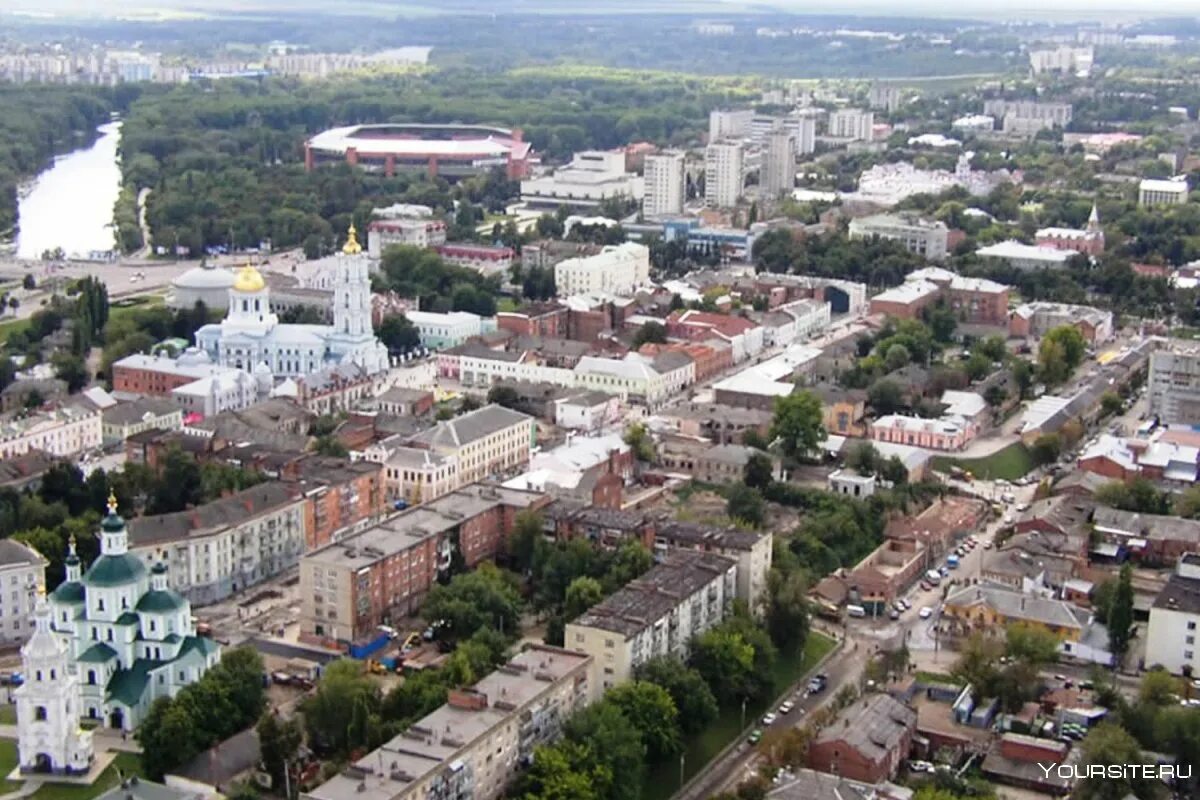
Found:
<box><xmin>1187</xmin><ymin>651</ymin><xmax>1195</xmax><ymax>661</ymax></box>
<box><xmin>97</xmin><ymin>597</ymin><xmax>105</xmax><ymax>612</ymax></box>
<box><xmin>1190</xmin><ymin>621</ymin><xmax>1197</xmax><ymax>631</ymax></box>
<box><xmin>34</xmin><ymin>706</ymin><xmax>47</xmax><ymax>721</ymax></box>
<box><xmin>87</xmin><ymin>670</ymin><xmax>96</xmax><ymax>685</ymax></box>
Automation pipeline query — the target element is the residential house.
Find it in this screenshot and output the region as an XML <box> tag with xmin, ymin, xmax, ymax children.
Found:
<box><xmin>100</xmin><ymin>399</ymin><xmax>184</xmax><ymax>444</ymax></box>
<box><xmin>814</xmin><ymin>385</ymin><xmax>868</xmax><ymax>437</ymax></box>
<box><xmin>942</xmin><ymin>584</ymin><xmax>1085</xmax><ymax>642</ymax></box>
<box><xmin>807</xmin><ymin>695</ymin><xmax>917</xmax><ymax>783</ymax></box>
<box><xmin>1092</xmin><ymin>507</ymin><xmax>1200</xmax><ymax>565</ymax></box>
<box><xmin>1145</xmin><ymin>553</ymin><xmax>1200</xmax><ymax>676</ymax></box>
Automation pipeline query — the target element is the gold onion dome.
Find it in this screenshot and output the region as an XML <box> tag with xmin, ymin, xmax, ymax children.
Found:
<box><xmin>233</xmin><ymin>262</ymin><xmax>266</xmax><ymax>293</ymax></box>
<box><xmin>343</xmin><ymin>224</ymin><xmax>363</xmax><ymax>255</ymax></box>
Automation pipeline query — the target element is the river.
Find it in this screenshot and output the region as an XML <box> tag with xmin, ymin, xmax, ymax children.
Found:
<box><xmin>16</xmin><ymin>121</ymin><xmax>122</xmax><ymax>260</ymax></box>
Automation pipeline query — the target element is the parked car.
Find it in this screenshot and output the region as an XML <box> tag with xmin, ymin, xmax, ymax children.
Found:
<box><xmin>889</xmin><ymin>609</ymin><xmax>901</xmax><ymax>620</ymax></box>
<box><xmin>919</xmin><ymin>606</ymin><xmax>934</xmax><ymax>619</ymax></box>
<box><xmin>748</xmin><ymin>729</ymin><xmax>763</xmax><ymax>745</ymax></box>
<box><xmin>761</xmin><ymin>712</ymin><xmax>778</xmax><ymax>726</ymax></box>
<box><xmin>779</xmin><ymin>700</ymin><xmax>795</xmax><ymax>714</ymax></box>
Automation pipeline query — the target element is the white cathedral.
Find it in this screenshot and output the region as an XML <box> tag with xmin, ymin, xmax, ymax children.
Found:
<box><xmin>194</xmin><ymin>225</ymin><xmax>389</xmax><ymax>378</ymax></box>
<box><xmin>15</xmin><ymin>496</ymin><xmax>220</xmax><ymax>775</ymax></box>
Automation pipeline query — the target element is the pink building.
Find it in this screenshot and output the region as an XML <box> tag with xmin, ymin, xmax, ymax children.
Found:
<box><xmin>1034</xmin><ymin>204</ymin><xmax>1105</xmax><ymax>256</ymax></box>
<box><xmin>870</xmin><ymin>414</ymin><xmax>976</xmax><ymax>451</ymax></box>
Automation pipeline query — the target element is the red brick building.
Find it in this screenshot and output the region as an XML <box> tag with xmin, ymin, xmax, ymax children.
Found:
<box><xmin>638</xmin><ymin>341</ymin><xmax>732</xmax><ymax>382</ymax></box>
<box><xmin>869</xmin><ymin>269</ymin><xmax>1009</xmax><ymax>327</ymax></box>
<box><xmin>281</xmin><ymin>456</ymin><xmax>387</xmax><ymax>550</ymax></box>
<box><xmin>808</xmin><ymin>695</ymin><xmax>917</xmax><ymax>783</ymax></box>
<box><xmin>496</xmin><ymin>302</ymin><xmax>569</xmax><ymax>339</ymax></box>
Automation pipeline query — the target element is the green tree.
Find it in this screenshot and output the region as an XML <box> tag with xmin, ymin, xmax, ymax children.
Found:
<box><xmin>563</xmin><ymin>701</ymin><xmax>644</xmax><ymax>800</ymax></box>
<box><xmin>743</xmin><ymin>452</ymin><xmax>776</xmax><ymax>490</ymax></box>
<box><xmin>631</xmin><ymin>321</ymin><xmax>668</xmax><ymax>349</ymax></box>
<box><xmin>138</xmin><ymin>697</ymin><xmax>200</xmax><ymax>780</ymax></box>
<box><xmin>1037</xmin><ymin>325</ymin><xmax>1087</xmax><ymax>386</ymax></box>
<box><xmin>1174</xmin><ymin>485</ymin><xmax>1200</xmax><ymax>518</ymax></box>
<box><xmin>377</xmin><ymin>314</ymin><xmax>421</xmax><ymax>353</ymax></box>
<box><xmin>257</xmin><ymin>711</ymin><xmax>303</xmax><ymax>794</ymax></box>
<box><xmin>1107</xmin><ymin>563</ymin><xmax>1135</xmax><ymax>665</ymax></box>
<box><xmin>867</xmin><ymin>379</ymin><xmax>904</xmax><ymax>415</ymax></box>
<box><xmin>766</xmin><ymin>569</ymin><xmax>810</xmax><ymax>652</ymax></box>
<box><xmin>1100</xmin><ymin>391</ymin><xmax>1123</xmax><ymax>417</ymax></box>
<box><xmin>884</xmin><ymin>343</ymin><xmax>911</xmax><ymax>372</ymax></box>
<box><xmin>634</xmin><ymin>657</ymin><xmax>719</xmax><ymax>735</ymax></box>
<box><xmin>768</xmin><ymin>390</ymin><xmax>824</xmax><ymax>459</ymax></box>
<box><xmin>422</xmin><ymin>563</ymin><xmax>523</xmax><ymax>641</ymax></box>
<box><xmin>1030</xmin><ymin>434</ymin><xmax>1062</xmax><ymax>466</ymax></box>
<box><xmin>507</xmin><ymin>510</ymin><xmax>544</xmax><ymax>573</ymax></box>
<box><xmin>623</xmin><ymin>422</ymin><xmax>655</xmax><ymax>462</ymax></box>
<box><xmin>487</xmin><ymin>384</ymin><xmax>523</xmax><ymax>411</ymax></box>
<box><xmin>691</xmin><ymin>628</ymin><xmax>756</xmax><ymax>704</ymax></box>
<box><xmin>1138</xmin><ymin>668</ymin><xmax>1181</xmax><ymax>707</ymax></box>
<box><xmin>983</xmin><ymin>383</ymin><xmax>1008</xmax><ymax>408</ymax></box>
<box><xmin>52</xmin><ymin>353</ymin><xmax>89</xmax><ymax>392</ymax></box>
<box><xmin>606</xmin><ymin>681</ymin><xmax>682</xmax><ymax>759</ymax></box>
<box><xmin>517</xmin><ymin>741</ymin><xmax>605</xmax><ymax>800</ymax></box>
<box><xmin>845</xmin><ymin>441</ymin><xmax>879</xmax><ymax>476</ymax></box>
<box><xmin>302</xmin><ymin>659</ymin><xmax>381</xmax><ymax>757</ymax></box>
<box><xmin>1154</xmin><ymin>706</ymin><xmax>1200</xmax><ymax>795</ymax></box>
<box><xmin>564</xmin><ymin>576</ymin><xmax>603</xmax><ymax>620</ymax></box>
<box><xmin>1074</xmin><ymin>722</ymin><xmax>1161</xmax><ymax>800</ymax></box>
<box><xmin>1005</xmin><ymin>622</ymin><xmax>1061</xmax><ymax>665</ymax></box>
<box><xmin>726</xmin><ymin>484</ymin><xmax>766</xmax><ymax>528</ymax></box>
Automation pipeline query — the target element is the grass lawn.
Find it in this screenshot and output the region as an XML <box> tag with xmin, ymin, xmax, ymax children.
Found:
<box><xmin>915</xmin><ymin>670</ymin><xmax>963</xmax><ymax>686</ymax></box>
<box><xmin>0</xmin><ymin>704</ymin><xmax>15</xmax><ymax>724</ymax></box>
<box><xmin>931</xmin><ymin>442</ymin><xmax>1035</xmax><ymax>481</ymax></box>
<box><xmin>496</xmin><ymin>296</ymin><xmax>519</xmax><ymax>313</ymax></box>
<box><xmin>0</xmin><ymin>739</ymin><xmax>142</xmax><ymax>800</ymax></box>
<box><xmin>640</xmin><ymin>631</ymin><xmax>837</xmax><ymax>800</ymax></box>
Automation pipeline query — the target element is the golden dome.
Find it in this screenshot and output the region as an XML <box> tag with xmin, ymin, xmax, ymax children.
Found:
<box><xmin>342</xmin><ymin>224</ymin><xmax>362</xmax><ymax>255</ymax></box>
<box><xmin>233</xmin><ymin>263</ymin><xmax>266</xmax><ymax>293</ymax></box>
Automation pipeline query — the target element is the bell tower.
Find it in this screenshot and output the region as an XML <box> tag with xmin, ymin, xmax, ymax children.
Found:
<box><xmin>332</xmin><ymin>224</ymin><xmax>372</xmax><ymax>338</ymax></box>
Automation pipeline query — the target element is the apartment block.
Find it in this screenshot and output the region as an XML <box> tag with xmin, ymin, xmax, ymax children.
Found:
<box><xmin>127</xmin><ymin>483</ymin><xmax>307</xmax><ymax>606</ymax></box>
<box><xmin>708</xmin><ymin>108</ymin><xmax>754</xmax><ymax>141</ymax></box>
<box><xmin>299</xmin><ymin>484</ymin><xmax>546</xmax><ymax>645</ymax></box>
<box><xmin>407</xmin><ymin>404</ymin><xmax>535</xmax><ymax>485</ymax></box>
<box><xmin>1145</xmin><ymin>554</ymin><xmax>1200</xmax><ymax>676</ymax></box>
<box><xmin>761</xmin><ymin>126</ymin><xmax>795</xmax><ymax>198</ymax></box>
<box><xmin>303</xmin><ymin>646</ymin><xmax>591</xmax><ymax>800</ymax></box>
<box><xmin>281</xmin><ymin>456</ymin><xmax>387</xmax><ymax>550</ymax></box>
<box><xmin>643</xmin><ymin>151</ymin><xmax>686</xmax><ymax>217</ymax></box>
<box><xmin>565</xmin><ymin>550</ymin><xmax>736</xmax><ymax>699</ymax></box>
<box><xmin>848</xmin><ymin>213</ymin><xmax>950</xmax><ymax>261</ymax></box>
<box><xmin>366</xmin><ymin>218</ymin><xmax>447</xmax><ymax>258</ymax></box>
<box><xmin>1149</xmin><ymin>348</ymin><xmax>1200</xmax><ymax>425</ymax></box>
<box><xmin>0</xmin><ymin>540</ymin><xmax>47</xmax><ymax>643</ymax></box>
<box><xmin>827</xmin><ymin>108</ymin><xmax>875</xmax><ymax>141</ymax></box>
<box><xmin>554</xmin><ymin>242</ymin><xmax>651</xmax><ymax>297</ymax></box>
<box><xmin>704</xmin><ymin>140</ymin><xmax>744</xmax><ymax>208</ymax></box>
<box><xmin>0</xmin><ymin>401</ymin><xmax>102</xmax><ymax>460</ymax></box>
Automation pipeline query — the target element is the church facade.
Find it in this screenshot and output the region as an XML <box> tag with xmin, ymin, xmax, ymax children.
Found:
<box><xmin>195</xmin><ymin>225</ymin><xmax>389</xmax><ymax>379</ymax></box>
<box><xmin>19</xmin><ymin>495</ymin><xmax>221</xmax><ymax>761</ymax></box>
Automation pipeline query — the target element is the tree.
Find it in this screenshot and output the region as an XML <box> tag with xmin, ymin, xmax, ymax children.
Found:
<box><xmin>1100</xmin><ymin>391</ymin><xmax>1123</xmax><ymax>417</ymax></box>
<box><xmin>1154</xmin><ymin>706</ymin><xmax>1200</xmax><ymax>796</ymax></box>
<box><xmin>1012</xmin><ymin>358</ymin><xmax>1034</xmax><ymax>399</ymax></box>
<box><xmin>302</xmin><ymin>659</ymin><xmax>381</xmax><ymax>757</ymax></box>
<box><xmin>517</xmin><ymin>741</ymin><xmax>605</xmax><ymax>800</ymax></box>
<box><xmin>1175</xmin><ymin>485</ymin><xmax>1200</xmax><ymax>519</ymax></box>
<box><xmin>377</xmin><ymin>314</ymin><xmax>421</xmax><ymax>353</ymax></box>
<box><xmin>257</xmin><ymin>711</ymin><xmax>303</xmax><ymax>793</ymax></box>
<box><xmin>508</xmin><ymin>510</ymin><xmax>544</xmax><ymax>573</ymax></box>
<box><xmin>844</xmin><ymin>441</ymin><xmax>879</xmax><ymax>476</ymax></box>
<box><xmin>1138</xmin><ymin>668</ymin><xmax>1182</xmax><ymax>708</ymax></box>
<box><xmin>631</xmin><ymin>321</ymin><xmax>668</xmax><ymax>349</ymax></box>
<box><xmin>1107</xmin><ymin>563</ymin><xmax>1135</xmax><ymax>665</ymax></box>
<box><xmin>623</xmin><ymin>422</ymin><xmax>655</xmax><ymax>462</ymax></box>
<box><xmin>743</xmin><ymin>452</ymin><xmax>775</xmax><ymax>490</ymax></box>
<box><xmin>52</xmin><ymin>353</ymin><xmax>89</xmax><ymax>392</ymax></box>
<box><xmin>634</xmin><ymin>657</ymin><xmax>718</xmax><ymax>735</ymax></box>
<box><xmin>139</xmin><ymin>697</ymin><xmax>200</xmax><ymax>780</ymax></box>
<box><xmin>768</xmin><ymin>390</ymin><xmax>824</xmax><ymax>459</ymax></box>
<box><xmin>422</xmin><ymin>563</ymin><xmax>522</xmax><ymax>641</ymax></box>
<box><xmin>726</xmin><ymin>485</ymin><xmax>766</xmax><ymax>528</ymax></box>
<box><xmin>1030</xmin><ymin>433</ymin><xmax>1062</xmax><ymax>466</ymax></box>
<box><xmin>564</xmin><ymin>576</ymin><xmax>603</xmax><ymax>620</ymax></box>
<box><xmin>880</xmin><ymin>456</ymin><xmax>909</xmax><ymax>486</ymax></box>
<box><xmin>487</xmin><ymin>384</ymin><xmax>523</xmax><ymax>410</ymax></box>
<box><xmin>606</xmin><ymin>681</ymin><xmax>682</xmax><ymax>759</ymax></box>
<box><xmin>1005</xmin><ymin>622</ymin><xmax>1061</xmax><ymax>665</ymax></box>
<box><xmin>147</xmin><ymin>446</ymin><xmax>203</xmax><ymax>514</ymax></box>
<box><xmin>691</xmin><ymin>627</ymin><xmax>756</xmax><ymax>704</ymax></box>
<box><xmin>1038</xmin><ymin>325</ymin><xmax>1087</xmax><ymax>386</ymax></box>
<box><xmin>884</xmin><ymin>343</ymin><xmax>911</xmax><ymax>372</ymax></box>
<box><xmin>983</xmin><ymin>383</ymin><xmax>1008</xmax><ymax>408</ymax></box>
<box><xmin>1074</xmin><ymin>722</ymin><xmax>1160</xmax><ymax>800</ymax></box>
<box><xmin>766</xmin><ymin>569</ymin><xmax>810</xmax><ymax>652</ymax></box>
<box><xmin>22</xmin><ymin>273</ymin><xmax>35</xmax><ymax>290</ymax></box>
<box><xmin>563</xmin><ymin>702</ymin><xmax>644</xmax><ymax>800</ymax></box>
<box><xmin>867</xmin><ymin>379</ymin><xmax>904</xmax><ymax>415</ymax></box>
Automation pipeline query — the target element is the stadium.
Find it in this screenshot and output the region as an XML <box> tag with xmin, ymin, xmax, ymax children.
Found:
<box><xmin>304</xmin><ymin>123</ymin><xmax>534</xmax><ymax>180</ymax></box>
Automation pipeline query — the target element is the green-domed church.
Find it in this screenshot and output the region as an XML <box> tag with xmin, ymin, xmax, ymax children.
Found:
<box><xmin>41</xmin><ymin>494</ymin><xmax>221</xmax><ymax>731</ymax></box>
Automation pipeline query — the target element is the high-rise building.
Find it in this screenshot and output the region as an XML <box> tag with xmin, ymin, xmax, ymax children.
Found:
<box><xmin>1150</xmin><ymin>347</ymin><xmax>1200</xmax><ymax>425</ymax></box>
<box><xmin>642</xmin><ymin>151</ymin><xmax>686</xmax><ymax>217</ymax></box>
<box><xmin>705</xmin><ymin>140</ymin><xmax>744</xmax><ymax>208</ymax></box>
<box><xmin>868</xmin><ymin>83</ymin><xmax>902</xmax><ymax>112</ymax></box>
<box><xmin>794</xmin><ymin>111</ymin><xmax>819</xmax><ymax>155</ymax></box>
<box><xmin>761</xmin><ymin>126</ymin><xmax>796</xmax><ymax>198</ymax></box>
<box><xmin>828</xmin><ymin>108</ymin><xmax>875</xmax><ymax>141</ymax></box>
<box><xmin>708</xmin><ymin>108</ymin><xmax>754</xmax><ymax>142</ymax></box>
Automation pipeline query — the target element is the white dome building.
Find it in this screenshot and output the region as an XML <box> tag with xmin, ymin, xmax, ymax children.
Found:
<box><xmin>168</xmin><ymin>263</ymin><xmax>236</xmax><ymax>311</ymax></box>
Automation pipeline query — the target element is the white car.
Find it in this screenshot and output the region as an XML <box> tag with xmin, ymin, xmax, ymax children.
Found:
<box><xmin>779</xmin><ymin>700</ymin><xmax>795</xmax><ymax>714</ymax></box>
<box><xmin>919</xmin><ymin>606</ymin><xmax>934</xmax><ymax>619</ymax></box>
<box><xmin>762</xmin><ymin>712</ymin><xmax>778</xmax><ymax>726</ymax></box>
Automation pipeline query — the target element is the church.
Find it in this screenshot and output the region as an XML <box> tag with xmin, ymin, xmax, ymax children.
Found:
<box><xmin>15</xmin><ymin>495</ymin><xmax>220</xmax><ymax>775</ymax></box>
<box><xmin>194</xmin><ymin>225</ymin><xmax>389</xmax><ymax>378</ymax></box>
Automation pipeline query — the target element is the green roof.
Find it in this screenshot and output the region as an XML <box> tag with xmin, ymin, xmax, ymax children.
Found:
<box><xmin>115</xmin><ymin>612</ymin><xmax>140</xmax><ymax>626</ymax></box>
<box><xmin>50</xmin><ymin>580</ymin><xmax>85</xmax><ymax>605</ymax></box>
<box><xmin>179</xmin><ymin>636</ymin><xmax>220</xmax><ymax>661</ymax></box>
<box><xmin>106</xmin><ymin>660</ymin><xmax>153</xmax><ymax>708</ymax></box>
<box><xmin>83</xmin><ymin>554</ymin><xmax>147</xmax><ymax>588</ymax></box>
<box><xmin>137</xmin><ymin>590</ymin><xmax>187</xmax><ymax>614</ymax></box>
<box><xmin>78</xmin><ymin>642</ymin><xmax>118</xmax><ymax>664</ymax></box>
<box><xmin>102</xmin><ymin>512</ymin><xmax>126</xmax><ymax>533</ymax></box>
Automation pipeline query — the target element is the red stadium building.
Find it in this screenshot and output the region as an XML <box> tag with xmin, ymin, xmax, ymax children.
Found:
<box><xmin>305</xmin><ymin>123</ymin><xmax>534</xmax><ymax>180</ymax></box>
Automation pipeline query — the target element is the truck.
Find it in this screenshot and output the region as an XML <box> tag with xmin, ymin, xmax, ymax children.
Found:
<box><xmin>946</xmin><ymin>555</ymin><xmax>960</xmax><ymax>570</ymax></box>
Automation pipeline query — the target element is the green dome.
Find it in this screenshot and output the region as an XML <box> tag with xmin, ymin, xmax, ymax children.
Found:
<box><xmin>101</xmin><ymin>512</ymin><xmax>126</xmax><ymax>533</ymax></box>
<box><xmin>50</xmin><ymin>580</ymin><xmax>85</xmax><ymax>605</ymax></box>
<box><xmin>136</xmin><ymin>589</ymin><xmax>186</xmax><ymax>614</ymax></box>
<box><xmin>83</xmin><ymin>554</ymin><xmax>146</xmax><ymax>588</ymax></box>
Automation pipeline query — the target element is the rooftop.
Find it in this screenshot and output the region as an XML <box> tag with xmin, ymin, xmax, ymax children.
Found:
<box><xmin>870</xmin><ymin>280</ymin><xmax>940</xmax><ymax>306</ymax></box>
<box><xmin>814</xmin><ymin>694</ymin><xmax>917</xmax><ymax>761</ymax></box>
<box><xmin>127</xmin><ymin>483</ymin><xmax>302</xmax><ymax>548</ymax></box>
<box><xmin>102</xmin><ymin>397</ymin><xmax>182</xmax><ymax>427</ymax></box>
<box><xmin>976</xmin><ymin>240</ymin><xmax>1073</xmax><ymax>264</ymax></box>
<box><xmin>0</xmin><ymin>538</ymin><xmax>47</xmax><ymax>568</ymax></box>
<box><xmin>945</xmin><ymin>583</ymin><xmax>1084</xmax><ymax>631</ymax></box>
<box><xmin>408</xmin><ymin>404</ymin><xmax>532</xmax><ymax>451</ymax></box>
<box><xmin>569</xmin><ymin>551</ymin><xmax>736</xmax><ymax>637</ymax></box>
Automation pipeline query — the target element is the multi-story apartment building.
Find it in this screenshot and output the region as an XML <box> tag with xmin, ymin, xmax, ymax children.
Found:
<box><xmin>553</xmin><ymin>242</ymin><xmax>651</xmax><ymax>297</ymax></box>
<box><xmin>0</xmin><ymin>540</ymin><xmax>47</xmax><ymax>643</ymax></box>
<box><xmin>704</xmin><ymin>141</ymin><xmax>744</xmax><ymax>208</ymax></box>
<box><xmin>127</xmin><ymin>483</ymin><xmax>307</xmax><ymax>606</ymax></box>
<box><xmin>1029</xmin><ymin>46</ymin><xmax>1094</xmax><ymax>76</ymax></box>
<box><xmin>433</xmin><ymin>244</ymin><xmax>515</xmax><ymax>279</ymax></box>
<box><xmin>1146</xmin><ymin>553</ymin><xmax>1200</xmax><ymax>676</ymax></box>
<box><xmin>574</xmin><ymin>352</ymin><xmax>695</xmax><ymax>409</ymax></box>
<box><xmin>868</xmin><ymin>268</ymin><xmax>1009</xmax><ymax>326</ymax></box>
<box><xmin>642</xmin><ymin>151</ymin><xmax>687</xmax><ymax>217</ymax></box>
<box><xmin>708</xmin><ymin>108</ymin><xmax>754</xmax><ymax>141</ymax></box>
<box><xmin>867</xmin><ymin>83</ymin><xmax>902</xmax><ymax>112</ymax></box>
<box><xmin>982</xmin><ymin>100</ymin><xmax>1073</xmax><ymax>129</ymax></box>
<box><xmin>299</xmin><ymin>484</ymin><xmax>546</xmax><ymax>644</ymax></box>
<box><xmin>1150</xmin><ymin>347</ymin><xmax>1200</xmax><ymax>425</ymax></box>
<box><xmin>303</xmin><ymin>646</ymin><xmax>591</xmax><ymax>800</ymax></box>
<box><xmin>1009</xmin><ymin>302</ymin><xmax>1114</xmax><ymax>344</ymax></box>
<box><xmin>495</xmin><ymin>301</ymin><xmax>569</xmax><ymax>339</ymax></box>
<box><xmin>281</xmin><ymin>457</ymin><xmax>387</xmax><ymax>550</ymax></box>
<box><xmin>828</xmin><ymin>108</ymin><xmax>875</xmax><ymax>141</ymax></box>
<box><xmin>0</xmin><ymin>401</ymin><xmax>102</xmax><ymax>460</ymax></box>
<box><xmin>366</xmin><ymin>218</ymin><xmax>447</xmax><ymax>258</ymax></box>
<box><xmin>1139</xmin><ymin>178</ymin><xmax>1190</xmax><ymax>207</ymax></box>
<box><xmin>761</xmin><ymin>126</ymin><xmax>795</xmax><ymax>198</ymax></box>
<box><xmin>565</xmin><ymin>550</ymin><xmax>736</xmax><ymax>699</ymax></box>
<box><xmin>404</xmin><ymin>310</ymin><xmax>488</xmax><ymax>350</ymax></box>
<box><xmin>100</xmin><ymin>398</ymin><xmax>184</xmax><ymax>444</ymax></box>
<box><xmin>653</xmin><ymin>522</ymin><xmax>772</xmax><ymax>614</ymax></box>
<box><xmin>407</xmin><ymin>404</ymin><xmax>535</xmax><ymax>485</ymax></box>
<box><xmin>848</xmin><ymin>213</ymin><xmax>950</xmax><ymax>261</ymax></box>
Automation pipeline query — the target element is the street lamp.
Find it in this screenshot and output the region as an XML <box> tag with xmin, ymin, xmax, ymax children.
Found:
<box><xmin>740</xmin><ymin>696</ymin><xmax>748</xmax><ymax>730</ymax></box>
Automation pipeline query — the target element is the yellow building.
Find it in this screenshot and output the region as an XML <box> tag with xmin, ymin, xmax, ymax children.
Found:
<box><xmin>943</xmin><ymin>584</ymin><xmax>1084</xmax><ymax>641</ymax></box>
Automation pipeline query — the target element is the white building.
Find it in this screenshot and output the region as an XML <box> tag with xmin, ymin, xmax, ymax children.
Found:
<box><xmin>705</xmin><ymin>140</ymin><xmax>745</xmax><ymax>208</ymax></box>
<box><xmin>761</xmin><ymin>126</ymin><xmax>796</xmax><ymax>198</ymax></box>
<box><xmin>113</xmin><ymin>350</ymin><xmax>263</xmax><ymax>417</ymax></box>
<box><xmin>167</xmin><ymin>263</ymin><xmax>236</xmax><ymax>311</ymax></box>
<box><xmin>845</xmin><ymin>154</ymin><xmax>1016</xmax><ymax>207</ymax></box>
<box><xmin>1139</xmin><ymin>178</ymin><xmax>1190</xmax><ymax>207</ymax></box>
<box><xmin>643</xmin><ymin>151</ymin><xmax>687</xmax><ymax>218</ymax></box>
<box><xmin>0</xmin><ymin>402</ymin><xmax>102</xmax><ymax>460</ymax></box>
<box><xmin>778</xmin><ymin>298</ymin><xmax>833</xmax><ymax>343</ymax></box>
<box><xmin>127</xmin><ymin>484</ymin><xmax>307</xmax><ymax>606</ymax></box>
<box><xmin>38</xmin><ymin>498</ymin><xmax>220</xmax><ymax>733</ymax></box>
<box><xmin>709</xmin><ymin>109</ymin><xmax>754</xmax><ymax>142</ymax></box>
<box><xmin>553</xmin><ymin>391</ymin><xmax>622</xmax><ymax>432</ymax></box>
<box><xmin>565</xmin><ymin>550</ymin><xmax>736</xmax><ymax>700</ymax></box>
<box><xmin>976</xmin><ymin>240</ymin><xmax>1074</xmax><ymax>271</ymax></box>
<box><xmin>366</xmin><ymin>218</ymin><xmax>447</xmax><ymax>259</ymax></box>
<box><xmin>554</xmin><ymin>242</ymin><xmax>651</xmax><ymax>297</ymax></box>
<box><xmin>1029</xmin><ymin>46</ymin><xmax>1094</xmax><ymax>76</ymax></box>
<box><xmin>574</xmin><ymin>352</ymin><xmax>695</xmax><ymax>409</ymax></box>
<box><xmin>1145</xmin><ymin>553</ymin><xmax>1200</xmax><ymax>675</ymax></box>
<box><xmin>982</xmin><ymin>100</ymin><xmax>1073</xmax><ymax>129</ymax></box>
<box><xmin>848</xmin><ymin>213</ymin><xmax>950</xmax><ymax>261</ymax></box>
<box><xmin>0</xmin><ymin>540</ymin><xmax>47</xmax><ymax>644</ymax></box>
<box><xmin>1149</xmin><ymin>348</ymin><xmax>1200</xmax><ymax>425</ymax></box>
<box><xmin>828</xmin><ymin>108</ymin><xmax>875</xmax><ymax>141</ymax></box>
<box><xmin>406</xmin><ymin>310</ymin><xmax>488</xmax><ymax>349</ymax></box>
<box><xmin>195</xmin><ymin>227</ymin><xmax>389</xmax><ymax>378</ymax></box>
<box><xmin>952</xmin><ymin>115</ymin><xmax>995</xmax><ymax>132</ymax></box>
<box><xmin>867</xmin><ymin>83</ymin><xmax>902</xmax><ymax>112</ymax></box>
<box><xmin>793</xmin><ymin>111</ymin><xmax>819</xmax><ymax>155</ymax></box>
<box><xmin>829</xmin><ymin>469</ymin><xmax>877</xmax><ymax>498</ymax></box>
<box><xmin>520</xmin><ymin>150</ymin><xmax>643</xmax><ymax>210</ymax></box>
